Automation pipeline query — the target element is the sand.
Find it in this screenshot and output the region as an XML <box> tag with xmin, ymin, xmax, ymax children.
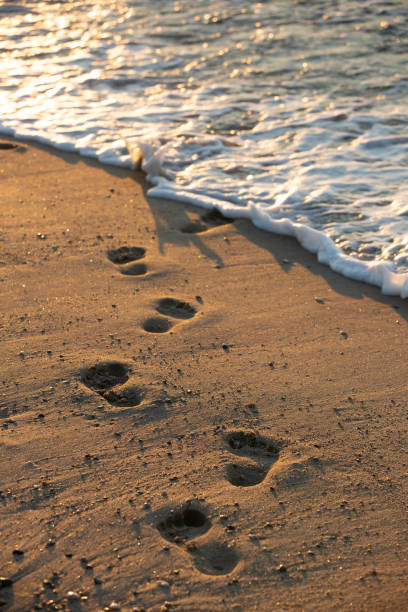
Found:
<box><xmin>1</xmin><ymin>137</ymin><xmax>408</xmax><ymax>612</ymax></box>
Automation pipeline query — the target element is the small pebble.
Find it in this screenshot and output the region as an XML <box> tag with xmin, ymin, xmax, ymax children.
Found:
<box><xmin>277</xmin><ymin>564</ymin><xmax>287</xmax><ymax>572</ymax></box>
<box><xmin>315</xmin><ymin>297</ymin><xmax>324</xmax><ymax>304</ymax></box>
<box><xmin>66</xmin><ymin>591</ymin><xmax>80</xmax><ymax>601</ymax></box>
<box><xmin>0</xmin><ymin>578</ymin><xmax>13</xmax><ymax>589</ymax></box>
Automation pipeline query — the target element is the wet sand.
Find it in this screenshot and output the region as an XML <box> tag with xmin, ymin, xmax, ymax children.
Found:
<box><xmin>1</xmin><ymin>138</ymin><xmax>408</xmax><ymax>611</ymax></box>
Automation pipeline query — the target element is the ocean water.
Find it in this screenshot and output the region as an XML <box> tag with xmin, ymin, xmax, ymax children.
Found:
<box><xmin>1</xmin><ymin>0</ymin><xmax>408</xmax><ymax>296</ymax></box>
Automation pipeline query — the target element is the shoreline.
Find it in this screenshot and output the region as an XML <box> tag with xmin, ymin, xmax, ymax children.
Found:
<box><xmin>1</xmin><ymin>137</ymin><xmax>408</xmax><ymax>611</ymax></box>
<box><xmin>3</xmin><ymin>129</ymin><xmax>408</xmax><ymax>300</ymax></box>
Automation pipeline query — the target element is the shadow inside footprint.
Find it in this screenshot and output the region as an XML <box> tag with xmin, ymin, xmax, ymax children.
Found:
<box><xmin>156</xmin><ymin>298</ymin><xmax>196</xmax><ymax>320</ymax></box>
<box><xmin>119</xmin><ymin>262</ymin><xmax>147</xmax><ymax>276</ymax></box>
<box><xmin>226</xmin><ymin>431</ymin><xmax>280</xmax><ymax>461</ymax></box>
<box><xmin>157</xmin><ymin>503</ymin><xmax>211</xmax><ymax>544</ymax></box>
<box><xmin>81</xmin><ymin>361</ymin><xmax>129</xmax><ymax>391</ymax></box>
<box><xmin>180</xmin><ymin>221</ymin><xmax>208</xmax><ymax>234</ymax></box>
<box><xmin>102</xmin><ymin>385</ymin><xmax>144</xmax><ymax>407</ymax></box>
<box><xmin>201</xmin><ymin>208</ymin><xmax>233</xmax><ymax>227</ymax></box>
<box><xmin>226</xmin><ymin>462</ymin><xmax>268</xmax><ymax>487</ymax></box>
<box><xmin>0</xmin><ymin>142</ymin><xmax>18</xmax><ymax>150</ymax></box>
<box><xmin>187</xmin><ymin>541</ymin><xmax>239</xmax><ymax>575</ymax></box>
<box><xmin>180</xmin><ymin>209</ymin><xmax>233</xmax><ymax>234</ymax></box>
<box><xmin>107</xmin><ymin>246</ymin><xmax>146</xmax><ymax>264</ymax></box>
<box><xmin>224</xmin><ymin>431</ymin><xmax>281</xmax><ymax>487</ymax></box>
<box><xmin>142</xmin><ymin>317</ymin><xmax>172</xmax><ymax>333</ymax></box>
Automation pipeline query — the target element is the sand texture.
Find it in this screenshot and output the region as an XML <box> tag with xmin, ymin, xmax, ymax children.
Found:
<box><xmin>1</xmin><ymin>139</ymin><xmax>408</xmax><ymax>611</ymax></box>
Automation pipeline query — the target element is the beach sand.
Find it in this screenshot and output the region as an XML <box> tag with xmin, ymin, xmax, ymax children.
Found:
<box><xmin>1</xmin><ymin>138</ymin><xmax>408</xmax><ymax>611</ymax></box>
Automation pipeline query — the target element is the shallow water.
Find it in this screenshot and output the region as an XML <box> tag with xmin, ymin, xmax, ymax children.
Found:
<box><xmin>1</xmin><ymin>1</ymin><xmax>408</xmax><ymax>295</ymax></box>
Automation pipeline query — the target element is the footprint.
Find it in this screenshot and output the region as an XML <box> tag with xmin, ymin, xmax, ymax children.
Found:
<box><xmin>224</xmin><ymin>430</ymin><xmax>280</xmax><ymax>487</ymax></box>
<box><xmin>0</xmin><ymin>142</ymin><xmax>18</xmax><ymax>150</ymax></box>
<box><xmin>187</xmin><ymin>541</ymin><xmax>239</xmax><ymax>575</ymax></box>
<box><xmin>142</xmin><ymin>317</ymin><xmax>172</xmax><ymax>334</ymax></box>
<box><xmin>107</xmin><ymin>246</ymin><xmax>146</xmax><ymax>264</ymax></box>
<box><xmin>80</xmin><ymin>361</ymin><xmax>143</xmax><ymax>407</ymax></box>
<box><xmin>225</xmin><ymin>461</ymin><xmax>269</xmax><ymax>487</ymax></box>
<box><xmin>103</xmin><ymin>385</ymin><xmax>144</xmax><ymax>407</ymax></box>
<box><xmin>226</xmin><ymin>431</ymin><xmax>280</xmax><ymax>460</ymax></box>
<box><xmin>201</xmin><ymin>209</ymin><xmax>233</xmax><ymax>228</ymax></box>
<box><xmin>157</xmin><ymin>503</ymin><xmax>211</xmax><ymax>544</ymax></box>
<box><xmin>107</xmin><ymin>246</ymin><xmax>148</xmax><ymax>275</ymax></box>
<box><xmin>180</xmin><ymin>221</ymin><xmax>208</xmax><ymax>234</ymax></box>
<box><xmin>180</xmin><ymin>208</ymin><xmax>233</xmax><ymax>234</ymax></box>
<box><xmin>119</xmin><ymin>262</ymin><xmax>147</xmax><ymax>276</ymax></box>
<box><xmin>155</xmin><ymin>298</ymin><xmax>196</xmax><ymax>320</ymax></box>
<box><xmin>80</xmin><ymin>361</ymin><xmax>130</xmax><ymax>391</ymax></box>
<box><xmin>156</xmin><ymin>503</ymin><xmax>238</xmax><ymax>575</ymax></box>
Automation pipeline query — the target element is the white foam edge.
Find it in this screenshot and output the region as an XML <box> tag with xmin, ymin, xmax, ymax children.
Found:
<box><xmin>2</xmin><ymin>127</ymin><xmax>408</xmax><ymax>299</ymax></box>
<box><xmin>148</xmin><ymin>177</ymin><xmax>408</xmax><ymax>299</ymax></box>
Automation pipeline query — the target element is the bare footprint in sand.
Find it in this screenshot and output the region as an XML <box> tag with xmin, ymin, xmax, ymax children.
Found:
<box><xmin>0</xmin><ymin>142</ymin><xmax>18</xmax><ymax>150</ymax></box>
<box><xmin>157</xmin><ymin>503</ymin><xmax>211</xmax><ymax>544</ymax></box>
<box><xmin>224</xmin><ymin>430</ymin><xmax>280</xmax><ymax>487</ymax></box>
<box><xmin>103</xmin><ymin>385</ymin><xmax>144</xmax><ymax>407</ymax></box>
<box><xmin>155</xmin><ymin>298</ymin><xmax>196</xmax><ymax>320</ymax></box>
<box><xmin>157</xmin><ymin>502</ymin><xmax>239</xmax><ymax>575</ymax></box>
<box><xmin>81</xmin><ymin>361</ymin><xmax>129</xmax><ymax>390</ymax></box>
<box><xmin>180</xmin><ymin>209</ymin><xmax>233</xmax><ymax>234</ymax></box>
<box><xmin>107</xmin><ymin>246</ymin><xmax>146</xmax><ymax>264</ymax></box>
<box><xmin>142</xmin><ymin>317</ymin><xmax>173</xmax><ymax>334</ymax></box>
<box><xmin>107</xmin><ymin>246</ymin><xmax>147</xmax><ymax>276</ymax></box>
<box><xmin>187</xmin><ymin>540</ymin><xmax>239</xmax><ymax>575</ymax></box>
<box><xmin>119</xmin><ymin>262</ymin><xmax>147</xmax><ymax>276</ymax></box>
<box><xmin>80</xmin><ymin>361</ymin><xmax>144</xmax><ymax>407</ymax></box>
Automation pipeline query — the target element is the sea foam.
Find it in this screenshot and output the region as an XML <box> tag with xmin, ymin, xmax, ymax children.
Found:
<box><xmin>1</xmin><ymin>0</ymin><xmax>408</xmax><ymax>296</ymax></box>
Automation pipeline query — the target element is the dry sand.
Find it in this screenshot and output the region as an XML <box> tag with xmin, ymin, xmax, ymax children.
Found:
<box><xmin>1</xmin><ymin>138</ymin><xmax>408</xmax><ymax>611</ymax></box>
